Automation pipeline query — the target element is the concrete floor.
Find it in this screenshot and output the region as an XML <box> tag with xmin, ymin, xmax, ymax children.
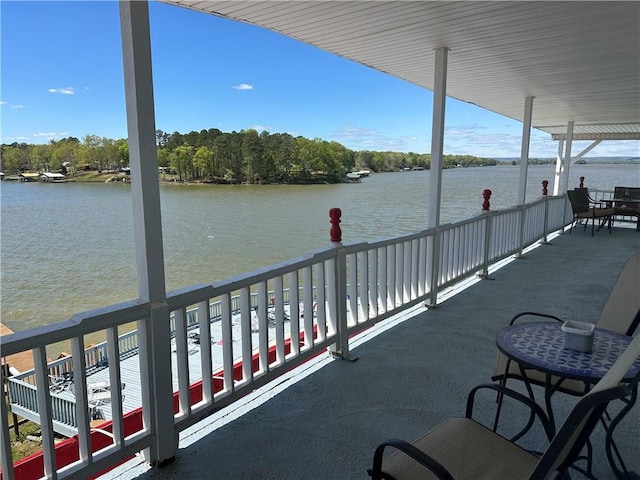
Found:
<box><xmin>104</xmin><ymin>225</ymin><xmax>640</xmax><ymax>480</ymax></box>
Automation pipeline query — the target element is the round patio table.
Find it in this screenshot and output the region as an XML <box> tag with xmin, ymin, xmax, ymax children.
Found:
<box><xmin>496</xmin><ymin>321</ymin><xmax>639</xmax><ymax>479</ymax></box>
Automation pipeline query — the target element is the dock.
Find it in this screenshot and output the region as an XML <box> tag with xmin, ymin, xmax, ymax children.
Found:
<box><xmin>1</xmin><ymin>323</ymin><xmax>37</xmax><ymax>375</ymax></box>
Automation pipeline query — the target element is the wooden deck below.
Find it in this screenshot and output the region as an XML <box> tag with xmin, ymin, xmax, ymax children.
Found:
<box><xmin>1</xmin><ymin>323</ymin><xmax>36</xmax><ymax>374</ymax></box>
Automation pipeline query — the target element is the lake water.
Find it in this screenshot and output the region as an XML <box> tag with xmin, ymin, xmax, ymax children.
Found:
<box><xmin>1</xmin><ymin>163</ymin><xmax>638</xmax><ymax>332</ymax></box>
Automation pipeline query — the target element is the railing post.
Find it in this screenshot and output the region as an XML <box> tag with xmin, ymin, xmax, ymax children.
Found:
<box><xmin>542</xmin><ymin>180</ymin><xmax>550</xmax><ymax>244</ymax></box>
<box><xmin>480</xmin><ymin>189</ymin><xmax>493</xmax><ymax>277</ymax></box>
<box><xmin>120</xmin><ymin>0</ymin><xmax>175</xmax><ymax>465</ymax></box>
<box><xmin>517</xmin><ymin>202</ymin><xmax>526</xmax><ymax>258</ymax></box>
<box><xmin>427</xmin><ymin>228</ymin><xmax>441</xmax><ymax>307</ymax></box>
<box><xmin>1</xmin><ymin>373</ymin><xmax>15</xmax><ymax>479</ymax></box>
<box><xmin>328</xmin><ymin>208</ymin><xmax>354</xmax><ymax>361</ymax></box>
<box><xmin>482</xmin><ymin>189</ymin><xmax>492</xmax><ymax>211</ymax></box>
<box><xmin>481</xmin><ymin>211</ymin><xmax>493</xmax><ymax>279</ymax></box>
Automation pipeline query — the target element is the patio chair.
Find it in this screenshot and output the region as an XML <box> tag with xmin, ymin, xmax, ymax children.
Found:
<box><xmin>613</xmin><ymin>186</ymin><xmax>640</xmax><ymax>231</ymax></box>
<box><xmin>491</xmin><ymin>251</ymin><xmax>640</xmax><ymax>396</ymax></box>
<box><xmin>369</xmin><ymin>335</ymin><xmax>640</xmax><ymax>480</ymax></box>
<box><xmin>567</xmin><ymin>189</ymin><xmax>615</xmax><ymax>236</ymax></box>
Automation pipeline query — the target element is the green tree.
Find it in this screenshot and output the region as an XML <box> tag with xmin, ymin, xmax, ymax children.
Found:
<box><xmin>192</xmin><ymin>145</ymin><xmax>214</xmax><ymax>179</ymax></box>
<box><xmin>169</xmin><ymin>145</ymin><xmax>194</xmax><ymax>181</ymax></box>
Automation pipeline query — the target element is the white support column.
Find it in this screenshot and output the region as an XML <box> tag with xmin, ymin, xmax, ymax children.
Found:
<box><xmin>427</xmin><ymin>47</ymin><xmax>448</xmax><ymax>307</ymax></box>
<box><xmin>119</xmin><ymin>0</ymin><xmax>175</xmax><ymax>464</ymax></box>
<box><xmin>553</xmin><ymin>139</ymin><xmax>564</xmax><ymax>196</ymax></box>
<box><xmin>517</xmin><ymin>96</ymin><xmax>534</xmax><ymax>205</ymax></box>
<box><xmin>427</xmin><ymin>47</ymin><xmax>449</xmax><ymax>229</ymax></box>
<box><xmin>561</xmin><ymin>121</ymin><xmax>575</xmax><ymax>193</ymax></box>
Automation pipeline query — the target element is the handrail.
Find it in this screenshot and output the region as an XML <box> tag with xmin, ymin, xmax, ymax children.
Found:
<box><xmin>1</xmin><ymin>194</ymin><xmax>572</xmax><ymax>480</ymax></box>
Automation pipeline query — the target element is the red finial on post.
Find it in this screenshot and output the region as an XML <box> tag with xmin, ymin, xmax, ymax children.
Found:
<box><xmin>542</xmin><ymin>180</ymin><xmax>548</xmax><ymax>196</ymax></box>
<box><xmin>482</xmin><ymin>189</ymin><xmax>492</xmax><ymax>211</ymax></box>
<box><xmin>330</xmin><ymin>208</ymin><xmax>342</xmax><ymax>243</ymax></box>
<box><xmin>579</xmin><ymin>176</ymin><xmax>585</xmax><ymax>189</ymax></box>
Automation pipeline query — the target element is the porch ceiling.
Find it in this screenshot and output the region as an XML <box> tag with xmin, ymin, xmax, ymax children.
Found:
<box><xmin>159</xmin><ymin>1</ymin><xmax>640</xmax><ymax>140</ymax></box>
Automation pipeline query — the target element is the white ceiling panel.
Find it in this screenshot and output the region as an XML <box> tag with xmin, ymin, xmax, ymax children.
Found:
<box><xmin>161</xmin><ymin>1</ymin><xmax>640</xmax><ymax>139</ymax></box>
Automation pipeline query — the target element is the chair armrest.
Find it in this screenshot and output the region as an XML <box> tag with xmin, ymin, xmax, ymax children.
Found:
<box><xmin>510</xmin><ymin>312</ymin><xmax>563</xmax><ymax>325</ymax></box>
<box><xmin>465</xmin><ymin>383</ymin><xmax>554</xmax><ymax>441</ymax></box>
<box><xmin>370</xmin><ymin>439</ymin><xmax>455</xmax><ymax>480</ymax></box>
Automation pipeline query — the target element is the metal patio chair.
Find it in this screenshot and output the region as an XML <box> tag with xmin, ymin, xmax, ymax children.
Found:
<box><xmin>369</xmin><ymin>335</ymin><xmax>640</xmax><ymax>480</ymax></box>
<box><xmin>566</xmin><ymin>189</ymin><xmax>615</xmax><ymax>236</ymax></box>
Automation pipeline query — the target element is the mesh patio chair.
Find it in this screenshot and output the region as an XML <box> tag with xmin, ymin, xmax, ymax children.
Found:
<box><xmin>491</xmin><ymin>251</ymin><xmax>640</xmax><ymax>396</ymax></box>
<box><xmin>369</xmin><ymin>335</ymin><xmax>640</xmax><ymax>480</ymax></box>
<box><xmin>566</xmin><ymin>189</ymin><xmax>615</xmax><ymax>236</ymax></box>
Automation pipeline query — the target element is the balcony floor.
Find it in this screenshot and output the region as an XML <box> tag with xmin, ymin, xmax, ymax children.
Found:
<box><xmin>104</xmin><ymin>225</ymin><xmax>640</xmax><ymax>480</ymax></box>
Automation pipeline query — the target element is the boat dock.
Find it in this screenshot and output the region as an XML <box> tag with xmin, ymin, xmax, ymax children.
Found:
<box><xmin>1</xmin><ymin>323</ymin><xmax>37</xmax><ymax>375</ymax></box>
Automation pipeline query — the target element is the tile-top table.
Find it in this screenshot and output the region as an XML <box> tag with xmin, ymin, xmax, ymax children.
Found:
<box><xmin>496</xmin><ymin>321</ymin><xmax>639</xmax><ymax>479</ymax></box>
<box><xmin>496</xmin><ymin>321</ymin><xmax>639</xmax><ymax>383</ymax></box>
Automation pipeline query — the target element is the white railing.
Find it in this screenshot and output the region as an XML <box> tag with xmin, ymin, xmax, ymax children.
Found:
<box><xmin>0</xmin><ymin>194</ymin><xmax>571</xmax><ymax>480</ymax></box>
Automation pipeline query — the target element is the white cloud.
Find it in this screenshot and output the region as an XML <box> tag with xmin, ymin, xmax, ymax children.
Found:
<box><xmin>48</xmin><ymin>87</ymin><xmax>75</xmax><ymax>95</ymax></box>
<box><xmin>34</xmin><ymin>132</ymin><xmax>58</xmax><ymax>138</ymax></box>
<box><xmin>2</xmin><ymin>136</ymin><xmax>30</xmax><ymax>142</ymax></box>
<box><xmin>1</xmin><ymin>101</ymin><xmax>26</xmax><ymax>108</ymax></box>
<box><xmin>233</xmin><ymin>83</ymin><xmax>253</xmax><ymax>90</ymax></box>
<box><xmin>251</xmin><ymin>124</ymin><xmax>270</xmax><ymax>132</ymax></box>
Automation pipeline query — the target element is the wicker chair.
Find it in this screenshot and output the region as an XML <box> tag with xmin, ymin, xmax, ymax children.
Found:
<box><xmin>567</xmin><ymin>189</ymin><xmax>615</xmax><ymax>236</ymax></box>
<box><xmin>369</xmin><ymin>335</ymin><xmax>640</xmax><ymax>480</ymax></box>
<box><xmin>613</xmin><ymin>186</ymin><xmax>640</xmax><ymax>231</ymax></box>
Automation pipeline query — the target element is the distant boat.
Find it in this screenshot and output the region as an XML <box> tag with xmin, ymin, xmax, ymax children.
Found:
<box><xmin>345</xmin><ymin>172</ymin><xmax>362</xmax><ymax>183</ymax></box>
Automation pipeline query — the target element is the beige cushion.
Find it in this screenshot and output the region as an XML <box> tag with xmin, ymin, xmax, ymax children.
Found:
<box><xmin>381</xmin><ymin>418</ymin><xmax>538</xmax><ymax>480</ymax></box>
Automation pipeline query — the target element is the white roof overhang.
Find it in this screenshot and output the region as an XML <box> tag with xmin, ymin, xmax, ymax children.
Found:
<box><xmin>159</xmin><ymin>1</ymin><xmax>640</xmax><ymax>142</ymax></box>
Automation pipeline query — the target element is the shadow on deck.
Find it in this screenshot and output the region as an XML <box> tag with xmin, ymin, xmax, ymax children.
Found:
<box><xmin>104</xmin><ymin>226</ymin><xmax>640</xmax><ymax>480</ymax></box>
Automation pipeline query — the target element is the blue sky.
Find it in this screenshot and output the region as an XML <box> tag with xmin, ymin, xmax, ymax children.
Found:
<box><xmin>2</xmin><ymin>1</ymin><xmax>639</xmax><ymax>159</ymax></box>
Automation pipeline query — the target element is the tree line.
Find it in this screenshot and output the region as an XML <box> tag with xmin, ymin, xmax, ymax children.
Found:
<box><xmin>1</xmin><ymin>129</ymin><xmax>498</xmax><ymax>183</ymax></box>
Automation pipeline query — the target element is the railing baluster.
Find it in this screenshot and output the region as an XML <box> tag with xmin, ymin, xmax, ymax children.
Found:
<box><xmin>197</xmin><ymin>300</ymin><xmax>213</xmax><ymax>405</ymax></box>
<box><xmin>288</xmin><ymin>272</ymin><xmax>300</xmax><ymax>357</ymax></box>
<box><xmin>378</xmin><ymin>247</ymin><xmax>388</xmax><ymax>313</ymax></box>
<box><xmin>72</xmin><ymin>335</ymin><xmax>92</xmax><ymax>467</ymax></box>
<box><xmin>326</xmin><ymin>258</ymin><xmax>338</xmax><ymax>337</ymax></box>
<box><xmin>315</xmin><ymin>262</ymin><xmax>326</xmax><ymax>343</ymax></box>
<box><xmin>221</xmin><ymin>293</ymin><xmax>234</xmax><ymax>394</ymax></box>
<box><xmin>358</xmin><ymin>251</ymin><xmax>369</xmax><ymax>320</ymax></box>
<box><xmin>34</xmin><ymin>346</ymin><xmax>58</xmax><ymax>479</ymax></box>
<box><xmin>174</xmin><ymin>307</ymin><xmax>191</xmax><ymax>418</ymax></box>
<box><xmin>409</xmin><ymin>239</ymin><xmax>418</xmax><ymax>301</ymax></box>
<box><xmin>274</xmin><ymin>276</ymin><xmax>286</xmax><ymax>366</ymax></box>
<box><xmin>368</xmin><ymin>249</ymin><xmax>378</xmax><ymax>317</ymax></box>
<box><xmin>302</xmin><ymin>266</ymin><xmax>314</xmax><ymax>350</ymax></box>
<box><xmin>386</xmin><ymin>245</ymin><xmax>394</xmax><ymax>310</ymax></box>
<box><xmin>1</xmin><ymin>370</ymin><xmax>15</xmax><ymax>480</ymax></box>
<box><xmin>348</xmin><ymin>253</ymin><xmax>358</xmax><ymax>325</ymax></box>
<box><xmin>257</xmin><ymin>281</ymin><xmax>268</xmax><ymax>374</ymax></box>
<box><xmin>240</xmin><ymin>288</ymin><xmax>253</xmax><ymax>383</ymax></box>
<box><xmin>106</xmin><ymin>326</ymin><xmax>125</xmax><ymax>447</ymax></box>
<box><xmin>394</xmin><ymin>243</ymin><xmax>401</xmax><ymax>307</ymax></box>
